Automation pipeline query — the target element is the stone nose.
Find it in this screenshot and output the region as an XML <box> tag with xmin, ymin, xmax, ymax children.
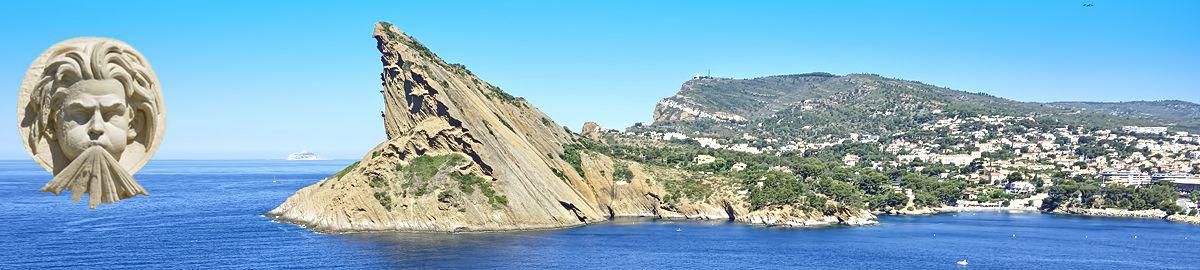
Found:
<box><xmin>87</xmin><ymin>110</ymin><xmax>105</xmax><ymax>137</ymax></box>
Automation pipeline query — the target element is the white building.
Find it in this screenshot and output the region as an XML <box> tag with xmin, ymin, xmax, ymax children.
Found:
<box><xmin>1152</xmin><ymin>173</ymin><xmax>1200</xmax><ymax>192</ymax></box>
<box><xmin>935</xmin><ymin>154</ymin><xmax>976</xmax><ymax>166</ymax></box>
<box><xmin>843</xmin><ymin>154</ymin><xmax>861</xmax><ymax>166</ymax></box>
<box><xmin>1122</xmin><ymin>126</ymin><xmax>1168</xmax><ymax>134</ymax></box>
<box><xmin>1006</xmin><ymin>181</ymin><xmax>1036</xmax><ymax>193</ymax></box>
<box><xmin>1101</xmin><ymin>170</ymin><xmax>1152</xmax><ymax>186</ymax></box>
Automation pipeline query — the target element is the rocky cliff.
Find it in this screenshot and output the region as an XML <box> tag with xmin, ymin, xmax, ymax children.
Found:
<box><xmin>267</xmin><ymin>22</ymin><xmax>874</xmax><ymax>233</ymax></box>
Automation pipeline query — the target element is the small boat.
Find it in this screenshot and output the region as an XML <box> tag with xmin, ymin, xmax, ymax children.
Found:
<box><xmin>675</xmin><ymin>228</ymin><xmax>682</xmax><ymax>232</ymax></box>
<box><xmin>957</xmin><ymin>259</ymin><xmax>969</xmax><ymax>266</ymax></box>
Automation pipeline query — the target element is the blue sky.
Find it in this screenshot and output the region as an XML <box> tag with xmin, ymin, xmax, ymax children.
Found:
<box><xmin>0</xmin><ymin>1</ymin><xmax>1196</xmax><ymax>159</ymax></box>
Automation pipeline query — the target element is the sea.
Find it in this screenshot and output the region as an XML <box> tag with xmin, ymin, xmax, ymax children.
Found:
<box><xmin>1</xmin><ymin>160</ymin><xmax>1198</xmax><ymax>269</ymax></box>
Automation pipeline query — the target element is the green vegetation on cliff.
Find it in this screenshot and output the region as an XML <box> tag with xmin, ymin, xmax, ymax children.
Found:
<box><xmin>561</xmin><ymin>144</ymin><xmax>586</xmax><ymax>177</ymax></box>
<box><xmin>451</xmin><ymin>171</ymin><xmax>508</xmax><ymax>206</ymax></box>
<box><xmin>612</xmin><ymin>162</ymin><xmax>634</xmax><ymax>182</ymax></box>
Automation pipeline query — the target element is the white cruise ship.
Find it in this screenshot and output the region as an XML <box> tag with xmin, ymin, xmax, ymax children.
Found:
<box><xmin>286</xmin><ymin>149</ymin><xmax>326</xmax><ymax>160</ymax></box>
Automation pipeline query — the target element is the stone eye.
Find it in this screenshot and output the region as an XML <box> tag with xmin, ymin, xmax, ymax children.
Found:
<box><xmin>66</xmin><ymin>104</ymin><xmax>91</xmax><ymax>124</ymax></box>
<box><xmin>101</xmin><ymin>104</ymin><xmax>126</xmax><ymax>121</ymax></box>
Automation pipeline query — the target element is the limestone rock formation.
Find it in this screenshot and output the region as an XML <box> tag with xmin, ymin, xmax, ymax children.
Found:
<box><xmin>580</xmin><ymin>122</ymin><xmax>607</xmax><ymax>142</ymax></box>
<box><xmin>269</xmin><ymin>22</ymin><xmax>606</xmax><ymax>232</ymax></box>
<box><xmin>268</xmin><ymin>22</ymin><xmax>874</xmax><ymax>233</ymax></box>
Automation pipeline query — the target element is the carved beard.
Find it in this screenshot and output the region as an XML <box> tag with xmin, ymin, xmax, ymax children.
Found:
<box><xmin>39</xmin><ymin>146</ymin><xmax>149</xmax><ymax>209</ymax></box>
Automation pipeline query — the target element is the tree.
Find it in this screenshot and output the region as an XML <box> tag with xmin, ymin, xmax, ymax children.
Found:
<box><xmin>1142</xmin><ymin>182</ymin><xmax>1181</xmax><ymax>214</ymax></box>
<box><xmin>871</xmin><ymin>190</ymin><xmax>908</xmax><ymax>210</ymax></box>
<box><xmin>961</xmin><ymin>159</ymin><xmax>984</xmax><ymax>174</ymax></box>
<box><xmin>858</xmin><ymin>173</ymin><xmax>891</xmax><ymax>195</ymax></box>
<box><xmin>1030</xmin><ymin>177</ymin><xmax>1045</xmax><ymax>188</ymax></box>
<box><xmin>796</xmin><ymin>163</ymin><xmax>825</xmax><ymax>179</ymax></box>
<box><xmin>1078</xmin><ymin>184</ymin><xmax>1100</xmax><ymax>208</ymax></box>
<box><xmin>899</xmin><ymin>173</ymin><xmax>964</xmax><ymax>207</ymax></box>
<box><xmin>1006</xmin><ymin>172</ymin><xmax>1025</xmax><ymax>183</ymax></box>
<box><xmin>1043</xmin><ymin>180</ymin><xmax>1084</xmax><ymax>211</ymax></box>
<box><xmin>913</xmin><ymin>192</ymin><xmax>939</xmax><ymax>207</ymax></box>
<box><xmin>816</xmin><ymin>178</ymin><xmax>864</xmax><ymax>208</ymax></box>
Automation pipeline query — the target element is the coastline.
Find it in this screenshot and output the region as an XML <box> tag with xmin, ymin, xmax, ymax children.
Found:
<box><xmin>273</xmin><ymin>207</ymin><xmax>1194</xmax><ymax>236</ymax></box>
<box><xmin>266</xmin><ymin>208</ymin><xmax>880</xmax><ymax>234</ymax></box>
<box><xmin>880</xmin><ymin>205</ymin><xmax>1200</xmax><ymax>225</ymax></box>
<box><xmin>1051</xmin><ymin>207</ymin><xmax>1168</xmax><ymax>220</ymax></box>
<box><xmin>264</xmin><ymin>212</ymin><xmax>599</xmax><ymax>235</ymax></box>
<box><xmin>875</xmin><ymin>206</ymin><xmax>1036</xmax><ymax>216</ymax></box>
<box><xmin>934</xmin><ymin>205</ymin><xmax>1040</xmax><ymax>213</ymax></box>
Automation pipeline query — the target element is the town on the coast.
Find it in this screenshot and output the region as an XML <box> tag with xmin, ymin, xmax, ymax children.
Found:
<box><xmin>631</xmin><ymin>113</ymin><xmax>1200</xmax><ymax>216</ymax></box>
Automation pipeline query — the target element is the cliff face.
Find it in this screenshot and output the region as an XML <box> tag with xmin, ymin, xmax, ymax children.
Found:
<box><xmin>652</xmin><ymin>78</ymin><xmax>750</xmax><ymax>123</ymax></box>
<box><xmin>269</xmin><ymin>22</ymin><xmax>599</xmax><ymax>232</ymax></box>
<box><xmin>267</xmin><ymin>22</ymin><xmax>874</xmax><ymax>233</ymax></box>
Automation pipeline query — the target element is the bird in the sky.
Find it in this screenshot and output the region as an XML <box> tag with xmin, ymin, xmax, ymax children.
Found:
<box><xmin>1083</xmin><ymin>3</ymin><xmax>1094</xmax><ymax>7</ymax></box>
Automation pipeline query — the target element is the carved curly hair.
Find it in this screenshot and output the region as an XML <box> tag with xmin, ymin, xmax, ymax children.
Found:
<box><xmin>26</xmin><ymin>38</ymin><xmax>162</xmax><ymax>151</ymax></box>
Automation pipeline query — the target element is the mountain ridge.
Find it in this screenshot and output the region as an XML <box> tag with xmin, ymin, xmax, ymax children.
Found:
<box><xmin>1044</xmin><ymin>100</ymin><xmax>1200</xmax><ymax>131</ymax></box>
<box><xmin>646</xmin><ymin>72</ymin><xmax>1197</xmax><ymax>137</ymax></box>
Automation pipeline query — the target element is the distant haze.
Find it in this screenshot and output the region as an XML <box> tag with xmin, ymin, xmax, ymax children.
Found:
<box><xmin>0</xmin><ymin>1</ymin><xmax>1196</xmax><ymax>159</ymax></box>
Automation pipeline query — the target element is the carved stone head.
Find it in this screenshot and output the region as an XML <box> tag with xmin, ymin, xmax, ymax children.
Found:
<box><xmin>17</xmin><ymin>37</ymin><xmax>165</xmax><ymax>208</ymax></box>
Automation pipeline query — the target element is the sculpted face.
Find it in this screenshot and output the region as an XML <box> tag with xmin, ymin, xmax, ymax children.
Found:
<box><xmin>18</xmin><ymin>37</ymin><xmax>164</xmax><ymax>208</ymax></box>
<box><xmin>54</xmin><ymin>79</ymin><xmax>131</xmax><ymax>161</ymax></box>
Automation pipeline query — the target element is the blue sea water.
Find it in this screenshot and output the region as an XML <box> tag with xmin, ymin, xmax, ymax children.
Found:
<box><xmin>1</xmin><ymin>160</ymin><xmax>1198</xmax><ymax>269</ymax></box>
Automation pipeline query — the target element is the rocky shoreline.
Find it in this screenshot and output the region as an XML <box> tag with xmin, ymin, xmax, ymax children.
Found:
<box><xmin>275</xmin><ymin>203</ymin><xmax>1196</xmax><ymax>235</ymax></box>
<box><xmin>873</xmin><ymin>206</ymin><xmax>1034</xmax><ymax>216</ymax></box>
<box><xmin>877</xmin><ymin>205</ymin><xmax>1200</xmax><ymax>225</ymax></box>
<box><xmin>1050</xmin><ymin>207</ymin><xmax>1200</xmax><ymax>224</ymax></box>
<box><xmin>1167</xmin><ymin>215</ymin><xmax>1200</xmax><ymax>224</ymax></box>
<box><xmin>739</xmin><ymin>206</ymin><xmax>879</xmax><ymax>228</ymax></box>
<box><xmin>268</xmin><ymin>205</ymin><xmax>878</xmax><ymax>234</ymax></box>
<box><xmin>1051</xmin><ymin>207</ymin><xmax>1168</xmax><ymax>219</ymax></box>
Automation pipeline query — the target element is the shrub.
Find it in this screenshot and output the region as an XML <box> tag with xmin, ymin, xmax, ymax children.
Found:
<box><xmin>550</xmin><ymin>167</ymin><xmax>569</xmax><ymax>183</ymax></box>
<box><xmin>368</xmin><ymin>175</ymin><xmax>388</xmax><ymax>188</ymax></box>
<box><xmin>331</xmin><ymin>161</ymin><xmax>360</xmax><ymax>180</ymax></box>
<box><xmin>451</xmin><ymin>171</ymin><xmax>508</xmax><ymax>206</ymax></box>
<box><xmin>414</xmin><ymin>184</ymin><xmax>429</xmax><ymax>196</ymax></box>
<box><xmin>612</xmin><ymin>163</ymin><xmax>634</xmax><ymax>182</ymax></box>
<box><xmin>494</xmin><ymin>112</ymin><xmax>515</xmax><ymax>132</ymax></box>
<box><xmin>486</xmin><ymin>86</ymin><xmax>522</xmax><ymax>107</ymax></box>
<box><xmin>398</xmin><ymin>154</ymin><xmax>464</xmax><ymax>182</ymax></box>
<box><xmin>562</xmin><ymin>144</ymin><xmax>586</xmax><ymax>177</ymax></box>
<box><xmin>451</xmin><ymin>171</ymin><xmax>486</xmax><ymax>194</ymax></box>
<box><xmin>374</xmin><ymin>191</ymin><xmax>392</xmax><ymax>210</ymax></box>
